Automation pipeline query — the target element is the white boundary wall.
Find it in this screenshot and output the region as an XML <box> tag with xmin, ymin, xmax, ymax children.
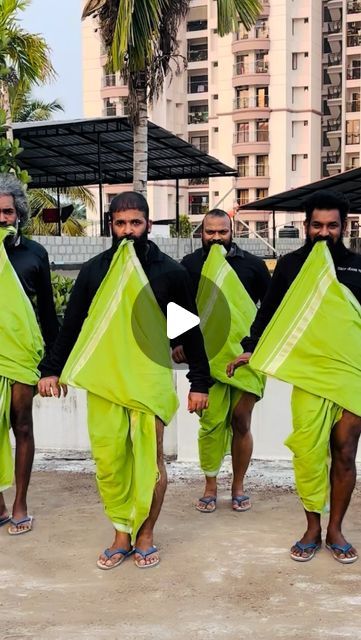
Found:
<box><xmin>30</xmin><ymin>373</ymin><xmax>358</xmax><ymax>462</ymax></box>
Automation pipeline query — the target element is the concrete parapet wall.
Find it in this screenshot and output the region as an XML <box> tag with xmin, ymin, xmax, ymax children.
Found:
<box><xmin>32</xmin><ymin>235</ymin><xmax>304</xmax><ymax>265</ymax></box>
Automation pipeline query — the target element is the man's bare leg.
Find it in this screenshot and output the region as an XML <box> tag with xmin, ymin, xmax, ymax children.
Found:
<box><xmin>326</xmin><ymin>410</ymin><xmax>361</xmax><ymax>561</ymax></box>
<box><xmin>134</xmin><ymin>418</ymin><xmax>165</xmax><ymax>567</ymax></box>
<box><xmin>8</xmin><ymin>383</ymin><xmax>34</xmax><ymax>533</ymax></box>
<box><xmin>290</xmin><ymin>511</ymin><xmax>322</xmax><ymax>559</ymax></box>
<box><xmin>196</xmin><ymin>475</ymin><xmax>217</xmax><ymax>511</ymax></box>
<box><xmin>0</xmin><ymin>492</ymin><xmax>9</xmax><ymax>521</ymax></box>
<box><xmin>230</xmin><ymin>392</ymin><xmax>256</xmax><ymax>511</ymax></box>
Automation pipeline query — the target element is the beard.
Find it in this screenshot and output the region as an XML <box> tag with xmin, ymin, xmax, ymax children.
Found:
<box><xmin>202</xmin><ymin>238</ymin><xmax>233</xmax><ymax>255</ymax></box>
<box><xmin>0</xmin><ymin>220</ymin><xmax>19</xmax><ymax>248</ymax></box>
<box><xmin>112</xmin><ymin>228</ymin><xmax>149</xmax><ymax>259</ymax></box>
<box><xmin>305</xmin><ymin>233</ymin><xmax>344</xmax><ymax>258</ymax></box>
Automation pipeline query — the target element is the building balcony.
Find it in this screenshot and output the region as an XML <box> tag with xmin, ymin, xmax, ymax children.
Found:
<box><xmin>187</xmin><ymin>79</ymin><xmax>208</xmax><ymax>94</ymax></box>
<box><xmin>189</xmin><ymin>203</ymin><xmax>209</xmax><ymax>216</ymax></box>
<box><xmin>233</xmin><ymin>61</ymin><xmax>269</xmax><ymax>76</ymax></box>
<box><xmin>346</xmin><ymin>99</ymin><xmax>361</xmax><ymax>111</ymax></box>
<box><xmin>347</xmin><ymin>0</ymin><xmax>361</xmax><ymax>13</ymax></box>
<box><xmin>328</xmin><ymin>53</ymin><xmax>342</xmax><ymax>66</ymax></box>
<box><xmin>328</xmin><ymin>20</ymin><xmax>342</xmax><ymax>34</ymax></box>
<box><xmin>188</xmin><ymin>111</ymin><xmax>209</xmax><ymax>125</ymax></box>
<box><xmin>102</xmin><ymin>103</ymin><xmax>129</xmax><ymax>117</ymax></box>
<box><xmin>233</xmin><ymin>131</ymin><xmax>269</xmax><ymax>144</ymax></box>
<box><xmin>188</xmin><ymin>177</ymin><xmax>209</xmax><ymax>186</ymax></box>
<box><xmin>237</xmin><ymin>165</ymin><xmax>269</xmax><ymax>178</ymax></box>
<box><xmin>347</xmin><ymin>33</ymin><xmax>361</xmax><ymax>47</ymax></box>
<box><xmin>328</xmin><ymin>87</ymin><xmax>342</xmax><ymax>99</ymax></box>
<box><xmin>347</xmin><ymin>65</ymin><xmax>361</xmax><ymax>79</ymax></box>
<box><xmin>187</xmin><ymin>20</ymin><xmax>207</xmax><ymax>32</ymax></box>
<box><xmin>187</xmin><ymin>48</ymin><xmax>208</xmax><ymax>63</ymax></box>
<box><xmin>327</xmin><ymin>118</ymin><xmax>342</xmax><ymax>132</ymax></box>
<box><xmin>233</xmin><ymin>96</ymin><xmax>269</xmax><ymax>109</ymax></box>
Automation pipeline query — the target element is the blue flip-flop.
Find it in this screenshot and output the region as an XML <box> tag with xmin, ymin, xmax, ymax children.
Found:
<box><xmin>8</xmin><ymin>515</ymin><xmax>33</xmax><ymax>536</ymax></box>
<box><xmin>196</xmin><ymin>496</ymin><xmax>217</xmax><ymax>513</ymax></box>
<box><xmin>134</xmin><ymin>546</ymin><xmax>160</xmax><ymax>569</ymax></box>
<box><xmin>290</xmin><ymin>541</ymin><xmax>321</xmax><ymax>562</ymax></box>
<box><xmin>326</xmin><ymin>542</ymin><xmax>358</xmax><ymax>564</ymax></box>
<box><xmin>96</xmin><ymin>547</ymin><xmax>134</xmax><ymax>570</ymax></box>
<box><xmin>232</xmin><ymin>495</ymin><xmax>251</xmax><ymax>512</ymax></box>
<box><xmin>0</xmin><ymin>515</ymin><xmax>11</xmax><ymax>528</ymax></box>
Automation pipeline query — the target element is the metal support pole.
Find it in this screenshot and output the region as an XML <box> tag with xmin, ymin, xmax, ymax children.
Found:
<box><xmin>97</xmin><ymin>133</ymin><xmax>104</xmax><ymax>236</ymax></box>
<box><xmin>175</xmin><ymin>178</ymin><xmax>180</xmax><ymax>236</ymax></box>
<box><xmin>272</xmin><ymin>209</ymin><xmax>276</xmax><ymax>258</ymax></box>
<box><xmin>56</xmin><ymin>187</ymin><xmax>61</xmax><ymax>236</ymax></box>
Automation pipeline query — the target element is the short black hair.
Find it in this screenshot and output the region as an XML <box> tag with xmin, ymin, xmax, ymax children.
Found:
<box><xmin>202</xmin><ymin>208</ymin><xmax>231</xmax><ymax>229</ymax></box>
<box><xmin>303</xmin><ymin>189</ymin><xmax>349</xmax><ymax>225</ymax></box>
<box><xmin>109</xmin><ymin>191</ymin><xmax>149</xmax><ymax>220</ymax></box>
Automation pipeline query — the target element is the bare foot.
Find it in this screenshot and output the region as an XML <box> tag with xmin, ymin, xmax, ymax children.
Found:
<box><xmin>97</xmin><ymin>531</ymin><xmax>132</xmax><ymax>569</ymax></box>
<box><xmin>134</xmin><ymin>533</ymin><xmax>159</xmax><ymax>568</ymax></box>
<box><xmin>290</xmin><ymin>528</ymin><xmax>322</xmax><ymax>560</ymax></box>
<box><xmin>326</xmin><ymin>528</ymin><xmax>358</xmax><ymax>563</ymax></box>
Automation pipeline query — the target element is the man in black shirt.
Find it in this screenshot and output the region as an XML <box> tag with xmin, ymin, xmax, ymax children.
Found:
<box><xmin>173</xmin><ymin>209</ymin><xmax>270</xmax><ymax>514</ymax></box>
<box><xmin>0</xmin><ymin>174</ymin><xmax>58</xmax><ymax>535</ymax></box>
<box><xmin>39</xmin><ymin>191</ymin><xmax>210</xmax><ymax>569</ymax></box>
<box><xmin>228</xmin><ymin>190</ymin><xmax>361</xmax><ymax>564</ymax></box>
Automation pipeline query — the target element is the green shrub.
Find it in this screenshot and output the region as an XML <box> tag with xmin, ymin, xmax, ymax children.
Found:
<box><xmin>51</xmin><ymin>272</ymin><xmax>75</xmax><ymax>319</ymax></box>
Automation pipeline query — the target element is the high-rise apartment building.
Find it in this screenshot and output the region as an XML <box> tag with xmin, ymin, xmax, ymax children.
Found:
<box><xmin>82</xmin><ymin>1</ymin><xmax>359</xmax><ymax>238</ymax></box>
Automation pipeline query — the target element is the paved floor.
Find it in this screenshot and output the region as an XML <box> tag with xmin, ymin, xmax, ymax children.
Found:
<box><xmin>1</xmin><ymin>466</ymin><xmax>361</xmax><ymax>640</ymax></box>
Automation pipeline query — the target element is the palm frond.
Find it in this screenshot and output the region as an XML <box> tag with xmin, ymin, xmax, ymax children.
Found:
<box><xmin>217</xmin><ymin>0</ymin><xmax>262</xmax><ymax>36</ymax></box>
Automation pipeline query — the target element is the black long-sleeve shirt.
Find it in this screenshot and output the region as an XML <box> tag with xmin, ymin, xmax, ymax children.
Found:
<box><xmin>40</xmin><ymin>240</ymin><xmax>212</xmax><ymax>393</ymax></box>
<box><xmin>180</xmin><ymin>244</ymin><xmax>271</xmax><ymax>304</ymax></box>
<box><xmin>6</xmin><ymin>236</ymin><xmax>59</xmax><ymax>351</ymax></box>
<box><xmin>242</xmin><ymin>243</ymin><xmax>361</xmax><ymax>353</ymax></box>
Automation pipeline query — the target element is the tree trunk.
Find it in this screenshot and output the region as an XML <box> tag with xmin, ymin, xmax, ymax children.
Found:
<box><xmin>0</xmin><ymin>81</ymin><xmax>13</xmax><ymax>141</ymax></box>
<box><xmin>133</xmin><ymin>93</ymin><xmax>148</xmax><ymax>196</ymax></box>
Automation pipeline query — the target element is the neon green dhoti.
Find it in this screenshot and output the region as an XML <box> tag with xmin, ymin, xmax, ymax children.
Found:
<box><xmin>197</xmin><ymin>245</ymin><xmax>265</xmax><ymax>476</ymax></box>
<box><xmin>61</xmin><ymin>241</ymin><xmax>178</xmax><ymax>541</ymax></box>
<box><xmin>0</xmin><ymin>227</ymin><xmax>43</xmax><ymax>492</ymax></box>
<box><xmin>250</xmin><ymin>242</ymin><xmax>361</xmax><ymax>512</ymax></box>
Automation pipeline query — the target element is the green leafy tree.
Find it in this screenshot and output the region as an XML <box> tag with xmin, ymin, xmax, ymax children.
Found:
<box><xmin>170</xmin><ymin>214</ymin><xmax>192</xmax><ymax>238</ymax></box>
<box><xmin>82</xmin><ymin>0</ymin><xmax>262</xmax><ymax>196</ymax></box>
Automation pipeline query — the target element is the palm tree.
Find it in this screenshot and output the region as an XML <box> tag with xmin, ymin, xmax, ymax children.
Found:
<box><xmin>0</xmin><ymin>0</ymin><xmax>55</xmax><ymax>139</ymax></box>
<box><xmin>11</xmin><ymin>87</ymin><xmax>63</xmax><ymax>122</ymax></box>
<box><xmin>82</xmin><ymin>0</ymin><xmax>262</xmax><ymax>195</ymax></box>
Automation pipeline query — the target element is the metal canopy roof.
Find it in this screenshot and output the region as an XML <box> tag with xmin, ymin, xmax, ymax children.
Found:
<box><xmin>12</xmin><ymin>116</ymin><xmax>236</xmax><ymax>188</ymax></box>
<box><xmin>237</xmin><ymin>167</ymin><xmax>361</xmax><ymax>214</ymax></box>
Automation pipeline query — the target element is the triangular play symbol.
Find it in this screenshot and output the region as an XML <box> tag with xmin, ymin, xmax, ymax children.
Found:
<box><xmin>166</xmin><ymin>302</ymin><xmax>200</xmax><ymax>339</ymax></box>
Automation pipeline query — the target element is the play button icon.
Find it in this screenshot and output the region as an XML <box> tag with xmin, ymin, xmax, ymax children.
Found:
<box><xmin>166</xmin><ymin>303</ymin><xmax>200</xmax><ymax>339</ymax></box>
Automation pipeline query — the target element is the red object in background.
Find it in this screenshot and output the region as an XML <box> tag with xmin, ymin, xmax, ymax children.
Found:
<box><xmin>42</xmin><ymin>208</ymin><xmax>60</xmax><ymax>223</ymax></box>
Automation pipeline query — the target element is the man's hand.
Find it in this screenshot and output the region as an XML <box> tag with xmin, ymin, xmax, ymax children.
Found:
<box><xmin>38</xmin><ymin>376</ymin><xmax>68</xmax><ymax>398</ymax></box>
<box><xmin>226</xmin><ymin>352</ymin><xmax>253</xmax><ymax>378</ymax></box>
<box><xmin>188</xmin><ymin>392</ymin><xmax>209</xmax><ymax>413</ymax></box>
<box><xmin>172</xmin><ymin>345</ymin><xmax>188</xmax><ymax>364</ymax></box>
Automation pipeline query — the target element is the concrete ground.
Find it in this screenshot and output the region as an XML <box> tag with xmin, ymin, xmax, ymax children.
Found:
<box><xmin>1</xmin><ymin>461</ymin><xmax>361</xmax><ymax>640</ymax></box>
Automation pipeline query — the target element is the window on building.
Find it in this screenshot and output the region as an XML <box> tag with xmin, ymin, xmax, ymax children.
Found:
<box><xmin>237</xmin><ymin>156</ymin><xmax>249</xmax><ymax>177</ymax></box>
<box><xmin>237</xmin><ymin>189</ymin><xmax>249</xmax><ymax>205</ymax></box>
<box><xmin>235</xmin><ymin>53</ymin><xmax>249</xmax><ymax>75</ymax></box>
<box><xmin>346</xmin><ymin>119</ymin><xmax>360</xmax><ymax>145</ymax></box>
<box><xmin>256</xmin><ymin>86</ymin><xmax>269</xmax><ymax>107</ymax></box>
<box><xmin>189</xmin><ymin>194</ymin><xmax>209</xmax><ymax>216</ymax></box>
<box><xmin>235</xmin><ymin>122</ymin><xmax>249</xmax><ymax>143</ymax></box>
<box><xmin>292</xmin><ymin>53</ymin><xmax>298</xmax><ymax>70</ymax></box>
<box><xmin>235</xmin><ymin>86</ymin><xmax>249</xmax><ymax>108</ymax></box>
<box><xmin>189</xmin><ymin>135</ymin><xmax>209</xmax><ymax>153</ymax></box>
<box><xmin>255</xmin><ymin>50</ymin><xmax>268</xmax><ymax>73</ymax></box>
<box><xmin>256</xmin><ymin>155</ymin><xmax>268</xmax><ymax>177</ymax></box>
<box><xmin>256</xmin><ymin>119</ymin><xmax>269</xmax><ymax>141</ymax></box>
<box><xmin>256</xmin><ymin>188</ymin><xmax>268</xmax><ymax>200</ymax></box>
<box><xmin>256</xmin><ymin>220</ymin><xmax>269</xmax><ymax>238</ymax></box>
<box><xmin>292</xmin><ymin>154</ymin><xmax>297</xmax><ymax>171</ymax></box>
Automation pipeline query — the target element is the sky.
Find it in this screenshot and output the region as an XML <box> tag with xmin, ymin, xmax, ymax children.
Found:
<box><xmin>22</xmin><ymin>0</ymin><xmax>83</xmax><ymax>119</ymax></box>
